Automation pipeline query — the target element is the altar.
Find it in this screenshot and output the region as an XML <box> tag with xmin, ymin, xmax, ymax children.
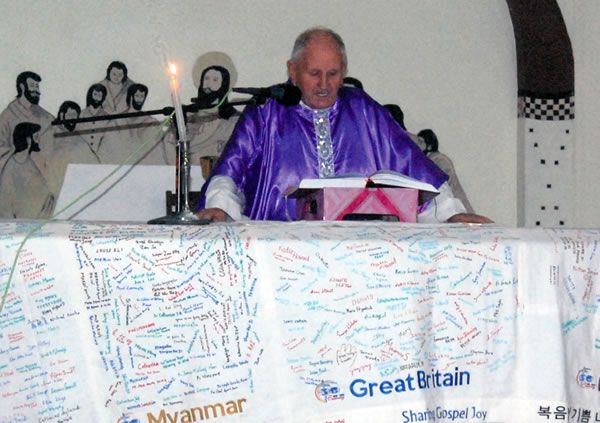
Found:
<box><xmin>0</xmin><ymin>220</ymin><xmax>599</xmax><ymax>422</ymax></box>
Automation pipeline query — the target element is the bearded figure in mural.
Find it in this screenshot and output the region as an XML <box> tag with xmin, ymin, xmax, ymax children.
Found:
<box><xmin>0</xmin><ymin>71</ymin><xmax>55</xmax><ymax>183</ymax></box>
<box><xmin>45</xmin><ymin>101</ymin><xmax>101</xmax><ymax>198</ymax></box>
<box><xmin>122</xmin><ymin>83</ymin><xmax>169</xmax><ymax>165</ymax></box>
<box><xmin>178</xmin><ymin>51</ymin><xmax>241</xmax><ymax>179</ymax></box>
<box><xmin>77</xmin><ymin>83</ymin><xmax>115</xmax><ymax>163</ymax></box>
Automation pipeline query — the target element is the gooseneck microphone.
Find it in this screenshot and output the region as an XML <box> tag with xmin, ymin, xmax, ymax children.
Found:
<box><xmin>232</xmin><ymin>83</ymin><xmax>301</xmax><ymax>106</ymax></box>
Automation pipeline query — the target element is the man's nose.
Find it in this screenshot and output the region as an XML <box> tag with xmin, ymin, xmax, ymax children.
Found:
<box><xmin>318</xmin><ymin>75</ymin><xmax>328</xmax><ymax>89</ymax></box>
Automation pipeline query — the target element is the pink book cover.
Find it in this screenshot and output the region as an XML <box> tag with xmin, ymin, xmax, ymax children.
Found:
<box><xmin>297</xmin><ymin>187</ymin><xmax>418</xmax><ymax>222</ymax></box>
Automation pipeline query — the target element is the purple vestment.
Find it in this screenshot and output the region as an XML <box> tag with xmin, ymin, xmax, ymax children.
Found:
<box><xmin>202</xmin><ymin>87</ymin><xmax>448</xmax><ymax>220</ymax></box>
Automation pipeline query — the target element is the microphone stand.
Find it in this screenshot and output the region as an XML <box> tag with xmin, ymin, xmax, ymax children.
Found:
<box><xmin>52</xmin><ymin>98</ymin><xmax>257</xmax><ymax>225</ymax></box>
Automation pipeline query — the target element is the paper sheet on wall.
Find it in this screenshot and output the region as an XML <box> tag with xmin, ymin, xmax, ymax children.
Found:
<box><xmin>54</xmin><ymin>164</ymin><xmax>205</xmax><ymax>222</ymax></box>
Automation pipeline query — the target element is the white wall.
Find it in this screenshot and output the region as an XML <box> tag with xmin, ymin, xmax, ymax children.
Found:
<box><xmin>0</xmin><ymin>1</ymin><xmax>519</xmax><ymax>225</ymax></box>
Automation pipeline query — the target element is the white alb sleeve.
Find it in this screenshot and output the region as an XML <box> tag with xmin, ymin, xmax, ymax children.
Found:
<box><xmin>203</xmin><ymin>175</ymin><xmax>248</xmax><ymax>221</ymax></box>
<box><xmin>417</xmin><ymin>181</ymin><xmax>466</xmax><ymax>223</ymax></box>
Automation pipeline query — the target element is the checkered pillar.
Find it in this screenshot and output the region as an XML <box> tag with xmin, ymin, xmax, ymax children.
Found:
<box><xmin>517</xmin><ymin>94</ymin><xmax>575</xmax><ymax>227</ymax></box>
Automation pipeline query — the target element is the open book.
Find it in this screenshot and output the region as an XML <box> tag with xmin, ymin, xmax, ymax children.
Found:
<box><xmin>296</xmin><ymin>170</ymin><xmax>439</xmax><ymax>193</ymax></box>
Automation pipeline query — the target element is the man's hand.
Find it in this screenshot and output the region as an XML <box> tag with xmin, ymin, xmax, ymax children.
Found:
<box><xmin>447</xmin><ymin>213</ymin><xmax>494</xmax><ymax>224</ymax></box>
<box><xmin>196</xmin><ymin>207</ymin><xmax>228</xmax><ymax>222</ymax></box>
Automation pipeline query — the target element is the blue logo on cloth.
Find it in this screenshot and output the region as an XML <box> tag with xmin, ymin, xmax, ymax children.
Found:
<box><xmin>576</xmin><ymin>367</ymin><xmax>597</xmax><ymax>390</ymax></box>
<box><xmin>117</xmin><ymin>413</ymin><xmax>139</xmax><ymax>423</ymax></box>
<box><xmin>315</xmin><ymin>380</ymin><xmax>345</xmax><ymax>402</ymax></box>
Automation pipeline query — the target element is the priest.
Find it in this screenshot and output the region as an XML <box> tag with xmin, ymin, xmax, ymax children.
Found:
<box><xmin>197</xmin><ymin>27</ymin><xmax>491</xmax><ymax>224</ymax></box>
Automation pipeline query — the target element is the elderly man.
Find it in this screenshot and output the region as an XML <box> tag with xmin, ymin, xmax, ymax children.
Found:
<box><xmin>198</xmin><ymin>27</ymin><xmax>491</xmax><ymax>224</ymax></box>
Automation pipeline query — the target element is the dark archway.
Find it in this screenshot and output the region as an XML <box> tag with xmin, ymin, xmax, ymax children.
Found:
<box><xmin>506</xmin><ymin>0</ymin><xmax>573</xmax><ymax>99</ymax></box>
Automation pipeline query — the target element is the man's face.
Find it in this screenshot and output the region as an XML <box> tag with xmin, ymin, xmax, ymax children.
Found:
<box><xmin>109</xmin><ymin>68</ymin><xmax>124</xmax><ymax>84</ymax></box>
<box><xmin>131</xmin><ymin>90</ymin><xmax>146</xmax><ymax>111</ymax></box>
<box><xmin>62</xmin><ymin>108</ymin><xmax>79</xmax><ymax>132</ymax></box>
<box><xmin>91</xmin><ymin>90</ymin><xmax>105</xmax><ymax>108</ymax></box>
<box><xmin>202</xmin><ymin>69</ymin><xmax>223</xmax><ymax>93</ymax></box>
<box><xmin>287</xmin><ymin>35</ymin><xmax>345</xmax><ymax>109</ymax></box>
<box><xmin>23</xmin><ymin>78</ymin><xmax>41</xmax><ymax>105</ymax></box>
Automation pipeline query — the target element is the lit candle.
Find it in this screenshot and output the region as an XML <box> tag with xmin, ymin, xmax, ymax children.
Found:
<box><xmin>168</xmin><ymin>63</ymin><xmax>188</xmax><ymax>142</ymax></box>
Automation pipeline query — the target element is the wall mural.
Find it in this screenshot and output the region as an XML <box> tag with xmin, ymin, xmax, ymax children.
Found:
<box><xmin>0</xmin><ymin>53</ymin><xmax>239</xmax><ymax>220</ymax></box>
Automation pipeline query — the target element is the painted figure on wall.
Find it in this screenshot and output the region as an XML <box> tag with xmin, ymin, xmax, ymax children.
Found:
<box><xmin>122</xmin><ymin>83</ymin><xmax>169</xmax><ymax>165</ymax></box>
<box><xmin>45</xmin><ymin>101</ymin><xmax>101</xmax><ymax>197</ymax></box>
<box><xmin>98</xmin><ymin>61</ymin><xmax>135</xmax><ymax>114</ymax></box>
<box><xmin>383</xmin><ymin>104</ymin><xmax>427</xmax><ymax>150</ymax></box>
<box><xmin>343</xmin><ymin>76</ymin><xmax>363</xmax><ymax>90</ymax></box>
<box><xmin>184</xmin><ymin>51</ymin><xmax>241</xmax><ymax>179</ymax></box>
<box><xmin>384</xmin><ymin>104</ymin><xmax>475</xmax><ymax>213</ymax></box>
<box><xmin>0</xmin><ymin>71</ymin><xmax>54</xmax><ymax>178</ymax></box>
<box><xmin>127</xmin><ymin>83</ymin><xmax>148</xmax><ymax>113</ymax></box>
<box><xmin>78</xmin><ymin>83</ymin><xmax>124</xmax><ymax>164</ymax></box>
<box><xmin>86</xmin><ymin>61</ymin><xmax>161</xmax><ymax>166</ymax></box>
<box><xmin>0</xmin><ymin>122</ymin><xmax>54</xmax><ymax>219</ymax></box>
<box><xmin>417</xmin><ymin>128</ymin><xmax>475</xmax><ymax>213</ymax></box>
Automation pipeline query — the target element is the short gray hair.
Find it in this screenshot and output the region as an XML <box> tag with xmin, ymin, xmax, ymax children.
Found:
<box><xmin>290</xmin><ymin>27</ymin><xmax>348</xmax><ymax>68</ymax></box>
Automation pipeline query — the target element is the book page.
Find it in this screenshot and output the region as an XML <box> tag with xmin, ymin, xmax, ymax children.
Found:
<box><xmin>293</xmin><ymin>170</ymin><xmax>439</xmax><ymax>195</ymax></box>
<box><xmin>297</xmin><ymin>175</ymin><xmax>367</xmax><ymax>189</ymax></box>
<box><xmin>369</xmin><ymin>170</ymin><xmax>439</xmax><ymax>193</ymax></box>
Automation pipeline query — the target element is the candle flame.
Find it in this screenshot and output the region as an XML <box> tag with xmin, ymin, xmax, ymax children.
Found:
<box><xmin>169</xmin><ymin>63</ymin><xmax>177</xmax><ymax>76</ymax></box>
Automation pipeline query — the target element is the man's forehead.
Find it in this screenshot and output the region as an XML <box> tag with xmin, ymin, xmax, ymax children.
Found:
<box><xmin>26</xmin><ymin>77</ymin><xmax>39</xmax><ymax>86</ymax></box>
<box><xmin>301</xmin><ymin>37</ymin><xmax>344</xmax><ymax>65</ymax></box>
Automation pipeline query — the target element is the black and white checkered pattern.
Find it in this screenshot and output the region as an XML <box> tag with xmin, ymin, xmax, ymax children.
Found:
<box><xmin>521</xmin><ymin>96</ymin><xmax>575</xmax><ymax>120</ymax></box>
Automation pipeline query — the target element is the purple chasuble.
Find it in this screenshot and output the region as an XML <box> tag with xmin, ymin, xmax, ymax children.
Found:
<box><xmin>202</xmin><ymin>87</ymin><xmax>448</xmax><ymax>220</ymax></box>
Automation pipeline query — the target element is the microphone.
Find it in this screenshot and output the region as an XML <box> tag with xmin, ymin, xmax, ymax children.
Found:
<box><xmin>232</xmin><ymin>83</ymin><xmax>301</xmax><ymax>106</ymax></box>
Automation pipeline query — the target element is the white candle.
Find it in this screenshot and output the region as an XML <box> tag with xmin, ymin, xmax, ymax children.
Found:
<box><xmin>168</xmin><ymin>63</ymin><xmax>188</xmax><ymax>142</ymax></box>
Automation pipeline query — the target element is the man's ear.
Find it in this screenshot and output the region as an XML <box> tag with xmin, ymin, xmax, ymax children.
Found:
<box><xmin>286</xmin><ymin>60</ymin><xmax>296</xmax><ymax>84</ymax></box>
<box><xmin>18</xmin><ymin>83</ymin><xmax>25</xmax><ymax>96</ymax></box>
